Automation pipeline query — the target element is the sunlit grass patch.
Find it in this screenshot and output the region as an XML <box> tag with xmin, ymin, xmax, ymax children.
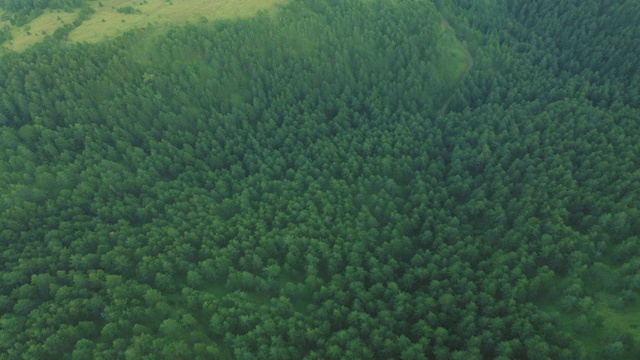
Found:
<box><xmin>3</xmin><ymin>10</ymin><xmax>78</xmax><ymax>51</ymax></box>
<box><xmin>69</xmin><ymin>0</ymin><xmax>288</xmax><ymax>43</ymax></box>
<box><xmin>434</xmin><ymin>18</ymin><xmax>472</xmax><ymax>89</ymax></box>
<box><xmin>433</xmin><ymin>17</ymin><xmax>473</xmax><ymax>112</ymax></box>
<box><xmin>1</xmin><ymin>0</ymin><xmax>288</xmax><ymax>51</ymax></box>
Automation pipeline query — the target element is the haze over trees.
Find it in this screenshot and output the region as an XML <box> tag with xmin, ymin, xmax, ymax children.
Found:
<box><xmin>0</xmin><ymin>0</ymin><xmax>639</xmax><ymax>358</ymax></box>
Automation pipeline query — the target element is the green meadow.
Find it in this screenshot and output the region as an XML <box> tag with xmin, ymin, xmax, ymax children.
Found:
<box><xmin>1</xmin><ymin>0</ymin><xmax>287</xmax><ymax>51</ymax></box>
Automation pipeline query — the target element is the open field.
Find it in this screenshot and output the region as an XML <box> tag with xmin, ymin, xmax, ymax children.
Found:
<box><xmin>2</xmin><ymin>10</ymin><xmax>78</xmax><ymax>51</ymax></box>
<box><xmin>69</xmin><ymin>0</ymin><xmax>288</xmax><ymax>43</ymax></box>
<box><xmin>1</xmin><ymin>0</ymin><xmax>287</xmax><ymax>51</ymax></box>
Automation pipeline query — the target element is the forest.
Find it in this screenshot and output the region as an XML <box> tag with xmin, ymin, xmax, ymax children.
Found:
<box><xmin>1</xmin><ymin>0</ymin><xmax>639</xmax><ymax>358</ymax></box>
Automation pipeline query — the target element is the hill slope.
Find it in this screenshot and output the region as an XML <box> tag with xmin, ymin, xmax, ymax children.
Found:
<box><xmin>1</xmin><ymin>0</ymin><xmax>638</xmax><ymax>358</ymax></box>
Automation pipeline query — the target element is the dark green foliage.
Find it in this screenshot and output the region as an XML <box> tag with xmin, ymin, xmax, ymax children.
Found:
<box><xmin>0</xmin><ymin>25</ymin><xmax>11</xmax><ymax>44</ymax></box>
<box><xmin>0</xmin><ymin>0</ymin><xmax>639</xmax><ymax>358</ymax></box>
<box><xmin>116</xmin><ymin>6</ymin><xmax>141</xmax><ymax>15</ymax></box>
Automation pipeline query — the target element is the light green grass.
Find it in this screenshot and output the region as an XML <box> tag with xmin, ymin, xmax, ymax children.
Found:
<box><xmin>594</xmin><ymin>294</ymin><xmax>640</xmax><ymax>355</ymax></box>
<box><xmin>70</xmin><ymin>0</ymin><xmax>287</xmax><ymax>43</ymax></box>
<box><xmin>433</xmin><ymin>17</ymin><xmax>473</xmax><ymax>112</ymax></box>
<box><xmin>536</xmin><ymin>278</ymin><xmax>640</xmax><ymax>359</ymax></box>
<box><xmin>434</xmin><ymin>18</ymin><xmax>472</xmax><ymax>87</ymax></box>
<box><xmin>1</xmin><ymin>10</ymin><xmax>79</xmax><ymax>51</ymax></box>
<box><xmin>552</xmin><ymin>296</ymin><xmax>640</xmax><ymax>359</ymax></box>
<box><xmin>1</xmin><ymin>0</ymin><xmax>288</xmax><ymax>51</ymax></box>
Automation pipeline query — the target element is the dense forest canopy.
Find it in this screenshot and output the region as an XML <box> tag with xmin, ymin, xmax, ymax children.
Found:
<box><xmin>1</xmin><ymin>0</ymin><xmax>639</xmax><ymax>358</ymax></box>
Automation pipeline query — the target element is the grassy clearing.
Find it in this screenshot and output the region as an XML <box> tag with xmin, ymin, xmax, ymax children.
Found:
<box><xmin>434</xmin><ymin>18</ymin><xmax>472</xmax><ymax>87</ymax></box>
<box><xmin>70</xmin><ymin>0</ymin><xmax>288</xmax><ymax>43</ymax></box>
<box><xmin>553</xmin><ymin>295</ymin><xmax>640</xmax><ymax>359</ymax></box>
<box><xmin>434</xmin><ymin>17</ymin><xmax>473</xmax><ymax>113</ymax></box>
<box><xmin>2</xmin><ymin>10</ymin><xmax>79</xmax><ymax>51</ymax></box>
<box><xmin>1</xmin><ymin>0</ymin><xmax>287</xmax><ymax>51</ymax></box>
<box><xmin>593</xmin><ymin>294</ymin><xmax>640</xmax><ymax>356</ymax></box>
<box><xmin>536</xmin><ymin>278</ymin><xmax>640</xmax><ymax>359</ymax></box>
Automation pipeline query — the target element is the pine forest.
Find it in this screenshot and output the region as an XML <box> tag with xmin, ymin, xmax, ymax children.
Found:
<box><xmin>0</xmin><ymin>0</ymin><xmax>639</xmax><ymax>358</ymax></box>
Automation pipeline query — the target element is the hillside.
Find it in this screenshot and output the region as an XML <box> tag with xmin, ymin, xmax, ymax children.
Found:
<box><xmin>1</xmin><ymin>0</ymin><xmax>639</xmax><ymax>358</ymax></box>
